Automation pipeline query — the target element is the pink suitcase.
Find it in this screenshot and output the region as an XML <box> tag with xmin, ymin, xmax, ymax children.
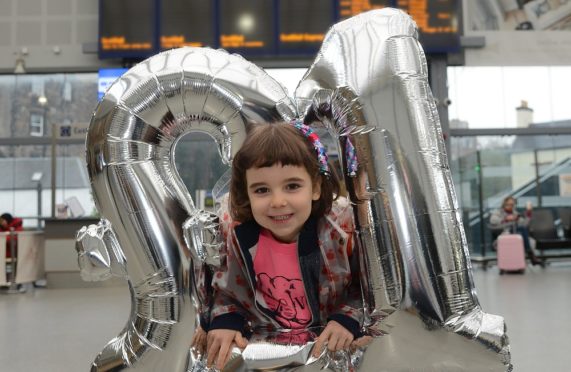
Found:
<box><xmin>496</xmin><ymin>234</ymin><xmax>526</xmax><ymax>274</ymax></box>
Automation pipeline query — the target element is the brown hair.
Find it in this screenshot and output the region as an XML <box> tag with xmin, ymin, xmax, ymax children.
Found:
<box><xmin>229</xmin><ymin>122</ymin><xmax>339</xmax><ymax>222</ymax></box>
<box><xmin>502</xmin><ymin>196</ymin><xmax>517</xmax><ymax>209</ymax></box>
<box><xmin>502</xmin><ymin>196</ymin><xmax>516</xmax><ymax>209</ymax></box>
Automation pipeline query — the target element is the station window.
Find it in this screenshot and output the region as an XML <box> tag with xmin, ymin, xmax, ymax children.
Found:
<box><xmin>30</xmin><ymin>113</ymin><xmax>44</xmax><ymax>137</ymax></box>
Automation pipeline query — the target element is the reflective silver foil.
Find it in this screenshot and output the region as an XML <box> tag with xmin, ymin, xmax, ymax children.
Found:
<box><xmin>84</xmin><ymin>47</ymin><xmax>296</xmax><ymax>371</ymax></box>
<box><xmin>296</xmin><ymin>8</ymin><xmax>512</xmax><ymax>371</ymax></box>
<box><xmin>81</xmin><ymin>8</ymin><xmax>511</xmax><ymax>372</ymax></box>
<box><xmin>76</xmin><ymin>219</ymin><xmax>127</xmax><ymax>281</ymax></box>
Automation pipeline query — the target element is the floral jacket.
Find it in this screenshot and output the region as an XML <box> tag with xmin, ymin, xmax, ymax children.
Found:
<box><xmin>208</xmin><ymin>197</ymin><xmax>364</xmax><ymax>338</ymax></box>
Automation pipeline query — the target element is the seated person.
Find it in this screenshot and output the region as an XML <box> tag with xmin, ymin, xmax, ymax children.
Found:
<box><xmin>489</xmin><ymin>196</ymin><xmax>540</xmax><ymax>265</ymax></box>
<box><xmin>1</xmin><ymin>213</ymin><xmax>23</xmax><ymax>287</ymax></box>
<box><xmin>0</xmin><ymin>213</ymin><xmax>23</xmax><ymax>259</ymax></box>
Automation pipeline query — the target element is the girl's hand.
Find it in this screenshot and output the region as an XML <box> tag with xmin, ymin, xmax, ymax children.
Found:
<box><xmin>312</xmin><ymin>320</ymin><xmax>354</xmax><ymax>358</ymax></box>
<box><xmin>351</xmin><ymin>335</ymin><xmax>373</xmax><ymax>351</ymax></box>
<box><xmin>190</xmin><ymin>325</ymin><xmax>207</xmax><ymax>356</ymax></box>
<box><xmin>505</xmin><ymin>214</ymin><xmax>517</xmax><ymax>222</ymax></box>
<box><xmin>207</xmin><ymin>329</ymin><xmax>248</xmax><ymax>370</ymax></box>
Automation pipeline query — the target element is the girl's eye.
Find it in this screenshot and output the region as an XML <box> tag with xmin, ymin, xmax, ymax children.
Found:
<box><xmin>286</xmin><ymin>183</ymin><xmax>301</xmax><ymax>191</ymax></box>
<box><xmin>253</xmin><ymin>187</ymin><xmax>269</xmax><ymax>194</ymax></box>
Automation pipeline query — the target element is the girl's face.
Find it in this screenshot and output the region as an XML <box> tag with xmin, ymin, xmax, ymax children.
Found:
<box><xmin>246</xmin><ymin>163</ymin><xmax>321</xmax><ymax>243</ymax></box>
<box><xmin>503</xmin><ymin>199</ymin><xmax>515</xmax><ymax>213</ymax></box>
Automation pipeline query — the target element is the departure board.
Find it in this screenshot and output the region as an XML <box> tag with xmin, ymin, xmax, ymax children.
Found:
<box><xmin>99</xmin><ymin>0</ymin><xmax>156</xmax><ymax>58</ymax></box>
<box><xmin>279</xmin><ymin>0</ymin><xmax>335</xmax><ymax>53</ymax></box>
<box><xmin>160</xmin><ymin>0</ymin><xmax>215</xmax><ymax>49</ymax></box>
<box><xmin>397</xmin><ymin>0</ymin><xmax>459</xmax><ymax>52</ymax></box>
<box><xmin>219</xmin><ymin>0</ymin><xmax>275</xmax><ymax>54</ymax></box>
<box><xmin>98</xmin><ymin>0</ymin><xmax>461</xmax><ymax>59</ymax></box>
<box><xmin>339</xmin><ymin>0</ymin><xmax>391</xmax><ymax>18</ymax></box>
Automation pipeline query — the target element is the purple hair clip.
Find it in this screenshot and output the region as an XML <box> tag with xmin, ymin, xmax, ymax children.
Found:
<box><xmin>344</xmin><ymin>138</ymin><xmax>358</xmax><ymax>177</ymax></box>
<box><xmin>290</xmin><ymin>120</ymin><xmax>330</xmax><ymax>175</ymax></box>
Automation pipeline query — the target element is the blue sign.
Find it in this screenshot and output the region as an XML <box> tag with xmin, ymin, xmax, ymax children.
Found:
<box><xmin>60</xmin><ymin>125</ymin><xmax>71</xmax><ymax>137</ymax></box>
<box><xmin>98</xmin><ymin>68</ymin><xmax>128</xmax><ymax>100</ymax></box>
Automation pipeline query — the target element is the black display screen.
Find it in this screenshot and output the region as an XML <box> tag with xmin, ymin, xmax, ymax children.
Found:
<box><xmin>339</xmin><ymin>0</ymin><xmax>391</xmax><ymax>19</ymax></box>
<box><xmin>98</xmin><ymin>0</ymin><xmax>461</xmax><ymax>59</ymax></box>
<box><xmin>160</xmin><ymin>0</ymin><xmax>215</xmax><ymax>49</ymax></box>
<box><xmin>219</xmin><ymin>0</ymin><xmax>275</xmax><ymax>54</ymax></box>
<box><xmin>279</xmin><ymin>0</ymin><xmax>335</xmax><ymax>54</ymax></box>
<box><xmin>99</xmin><ymin>0</ymin><xmax>156</xmax><ymax>58</ymax></box>
<box><xmin>396</xmin><ymin>0</ymin><xmax>460</xmax><ymax>52</ymax></box>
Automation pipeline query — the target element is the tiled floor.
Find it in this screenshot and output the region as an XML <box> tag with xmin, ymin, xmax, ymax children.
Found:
<box><xmin>1</xmin><ymin>263</ymin><xmax>569</xmax><ymax>371</ymax></box>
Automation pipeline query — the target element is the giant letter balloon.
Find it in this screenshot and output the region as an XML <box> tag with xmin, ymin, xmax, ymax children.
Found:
<box><xmin>77</xmin><ymin>8</ymin><xmax>511</xmax><ymax>371</ymax></box>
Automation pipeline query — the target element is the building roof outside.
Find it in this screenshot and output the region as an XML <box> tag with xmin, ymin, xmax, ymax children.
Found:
<box><xmin>0</xmin><ymin>157</ymin><xmax>89</xmax><ymax>190</ymax></box>
<box><xmin>512</xmin><ymin>119</ymin><xmax>571</xmax><ymax>152</ymax></box>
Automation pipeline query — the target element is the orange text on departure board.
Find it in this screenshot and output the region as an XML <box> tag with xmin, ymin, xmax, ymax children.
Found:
<box><xmin>339</xmin><ymin>0</ymin><xmax>386</xmax><ymax>17</ymax></box>
<box><xmin>161</xmin><ymin>36</ymin><xmax>203</xmax><ymax>49</ymax></box>
<box><xmin>220</xmin><ymin>35</ymin><xmax>264</xmax><ymax>48</ymax></box>
<box><xmin>100</xmin><ymin>36</ymin><xmax>152</xmax><ymax>50</ymax></box>
<box><xmin>397</xmin><ymin>0</ymin><xmax>457</xmax><ymax>33</ymax></box>
<box><xmin>280</xmin><ymin>33</ymin><xmax>324</xmax><ymax>43</ymax></box>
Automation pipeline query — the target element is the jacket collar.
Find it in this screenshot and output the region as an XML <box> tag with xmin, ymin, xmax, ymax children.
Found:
<box><xmin>234</xmin><ymin>215</ymin><xmax>319</xmax><ymax>257</ymax></box>
<box><xmin>234</xmin><ymin>215</ymin><xmax>322</xmax><ymax>328</ymax></box>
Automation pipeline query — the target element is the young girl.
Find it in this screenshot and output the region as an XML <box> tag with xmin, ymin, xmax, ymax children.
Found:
<box><xmin>206</xmin><ymin>122</ymin><xmax>363</xmax><ymax>369</ymax></box>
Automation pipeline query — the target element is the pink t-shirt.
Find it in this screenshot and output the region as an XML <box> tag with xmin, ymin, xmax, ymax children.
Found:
<box><xmin>253</xmin><ymin>229</ymin><xmax>312</xmax><ymax>329</ymax></box>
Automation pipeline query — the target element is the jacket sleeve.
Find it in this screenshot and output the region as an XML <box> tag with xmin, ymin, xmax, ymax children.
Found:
<box><xmin>327</xmin><ymin>248</ymin><xmax>364</xmax><ymax>338</ymax></box>
<box><xmin>489</xmin><ymin>209</ymin><xmax>502</xmax><ymax>227</ymax></box>
<box><xmin>327</xmin><ymin>198</ymin><xmax>364</xmax><ymax>338</ymax></box>
<box><xmin>489</xmin><ymin>209</ymin><xmax>511</xmax><ymax>231</ymax></box>
<box><xmin>209</xmin><ymin>206</ymin><xmax>252</xmax><ymax>334</ymax></box>
<box><xmin>517</xmin><ymin>210</ymin><xmax>531</xmax><ymax>228</ymax></box>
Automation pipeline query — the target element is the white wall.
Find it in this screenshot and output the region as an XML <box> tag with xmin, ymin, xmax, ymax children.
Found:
<box><xmin>0</xmin><ymin>0</ymin><xmax>116</xmax><ymax>73</ymax></box>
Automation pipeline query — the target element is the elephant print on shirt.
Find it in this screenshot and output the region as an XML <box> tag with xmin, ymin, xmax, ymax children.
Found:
<box><xmin>256</xmin><ymin>272</ymin><xmax>311</xmax><ymax>328</ymax></box>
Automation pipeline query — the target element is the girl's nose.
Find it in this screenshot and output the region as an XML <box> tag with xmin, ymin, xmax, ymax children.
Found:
<box><xmin>270</xmin><ymin>192</ymin><xmax>287</xmax><ymax>208</ymax></box>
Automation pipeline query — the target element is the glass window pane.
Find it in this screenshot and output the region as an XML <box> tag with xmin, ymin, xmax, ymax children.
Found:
<box><xmin>56</xmin><ymin>144</ymin><xmax>93</xmax><ymax>219</ymax></box>
<box><xmin>448</xmin><ymin>67</ymin><xmax>505</xmax><ymax>128</ymax></box>
<box><xmin>0</xmin><ymin>72</ymin><xmax>98</xmax><ymax>222</ymax></box>
<box><xmin>174</xmin><ymin>132</ymin><xmax>229</xmax><ymax>210</ymax></box>
<box><xmin>451</xmin><ymin>134</ymin><xmax>571</xmax><ymax>256</ymax></box>
<box><xmin>448</xmin><ymin>66</ymin><xmax>571</xmax><ymax>129</ymax></box>
<box><xmin>30</xmin><ymin>114</ymin><xmax>44</xmax><ymax>136</ymax></box>
<box><xmin>550</xmin><ymin>67</ymin><xmax>571</xmax><ymax>123</ymax></box>
<box><xmin>0</xmin><ymin>73</ymin><xmax>97</xmax><ymax>139</ymax></box>
<box><xmin>0</xmin><ymin>144</ymin><xmax>51</xmax><ymax>228</ymax></box>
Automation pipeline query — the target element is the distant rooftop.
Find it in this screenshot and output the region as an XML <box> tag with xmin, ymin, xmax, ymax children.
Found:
<box><xmin>0</xmin><ymin>157</ymin><xmax>89</xmax><ymax>190</ymax></box>
<box><xmin>512</xmin><ymin>119</ymin><xmax>571</xmax><ymax>152</ymax></box>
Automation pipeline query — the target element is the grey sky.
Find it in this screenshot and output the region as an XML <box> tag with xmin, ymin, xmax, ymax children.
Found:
<box><xmin>448</xmin><ymin>66</ymin><xmax>571</xmax><ymax>128</ymax></box>
<box><xmin>267</xmin><ymin>66</ymin><xmax>571</xmax><ymax>130</ymax></box>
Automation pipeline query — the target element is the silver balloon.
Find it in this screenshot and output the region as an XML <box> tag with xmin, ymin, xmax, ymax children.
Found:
<box><xmin>76</xmin><ymin>219</ymin><xmax>127</xmax><ymax>281</ymax></box>
<box><xmin>83</xmin><ymin>47</ymin><xmax>296</xmax><ymax>371</ymax></box>
<box><xmin>296</xmin><ymin>8</ymin><xmax>511</xmax><ymax>371</ymax></box>
<box><xmin>79</xmin><ymin>7</ymin><xmax>512</xmax><ymax>372</ymax></box>
<box><xmin>182</xmin><ymin>210</ymin><xmax>223</xmax><ymax>267</ymax></box>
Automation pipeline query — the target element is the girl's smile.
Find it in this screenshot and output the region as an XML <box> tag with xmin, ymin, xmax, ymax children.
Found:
<box><xmin>246</xmin><ymin>163</ymin><xmax>321</xmax><ymax>243</ymax></box>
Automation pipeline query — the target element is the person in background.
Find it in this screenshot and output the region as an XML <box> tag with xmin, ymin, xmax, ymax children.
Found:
<box><xmin>0</xmin><ymin>213</ymin><xmax>23</xmax><ymax>259</ymax></box>
<box><xmin>0</xmin><ymin>213</ymin><xmax>24</xmax><ymax>288</ymax></box>
<box><xmin>489</xmin><ymin>196</ymin><xmax>541</xmax><ymax>265</ymax></box>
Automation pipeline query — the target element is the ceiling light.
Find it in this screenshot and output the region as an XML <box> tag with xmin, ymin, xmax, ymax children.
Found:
<box><xmin>14</xmin><ymin>58</ymin><xmax>26</xmax><ymax>74</ymax></box>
